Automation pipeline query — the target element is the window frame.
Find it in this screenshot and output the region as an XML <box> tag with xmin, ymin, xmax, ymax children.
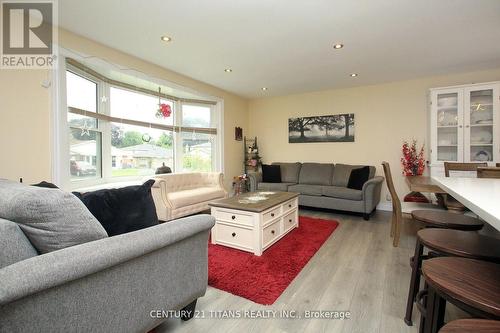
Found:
<box><xmin>66</xmin><ymin>64</ymin><xmax>106</xmax><ymax>189</ymax></box>
<box><xmin>53</xmin><ymin>53</ymin><xmax>223</xmax><ymax>191</ymax></box>
<box><xmin>178</xmin><ymin>101</ymin><xmax>219</xmax><ymax>172</ymax></box>
<box><xmin>106</xmin><ymin>84</ymin><xmax>178</xmax><ymax>181</ymax></box>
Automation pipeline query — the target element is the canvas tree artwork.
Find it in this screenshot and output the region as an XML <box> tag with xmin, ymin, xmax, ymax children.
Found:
<box><xmin>288</xmin><ymin>114</ymin><xmax>355</xmax><ymax>143</ymax></box>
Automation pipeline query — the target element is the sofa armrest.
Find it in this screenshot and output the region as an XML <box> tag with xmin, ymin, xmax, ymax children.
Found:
<box><xmin>362</xmin><ymin>176</ymin><xmax>384</xmax><ymax>212</ymax></box>
<box><xmin>248</xmin><ymin>172</ymin><xmax>262</xmax><ymax>192</ymax></box>
<box><xmin>0</xmin><ymin>215</ymin><xmax>215</xmax><ymax>306</ymax></box>
<box><xmin>201</xmin><ymin>172</ymin><xmax>227</xmax><ymax>198</ymax></box>
<box><xmin>152</xmin><ymin>176</ymin><xmax>170</xmax><ymax>200</ymax></box>
<box><xmin>214</xmin><ymin>172</ymin><xmax>228</xmax><ymax>197</ymax></box>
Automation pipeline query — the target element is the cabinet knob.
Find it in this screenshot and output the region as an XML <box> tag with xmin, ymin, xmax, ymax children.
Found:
<box><xmin>271</xmin><ymin>213</ymin><xmax>275</xmax><ymax>217</ymax></box>
<box><xmin>271</xmin><ymin>230</ymin><xmax>275</xmax><ymax>234</ymax></box>
<box><xmin>289</xmin><ymin>219</ymin><xmax>292</xmax><ymax>222</ymax></box>
<box><xmin>231</xmin><ymin>215</ymin><xmax>236</xmax><ymax>220</ymax></box>
<box><xmin>459</xmin><ymin>125</ymin><xmax>463</xmax><ymax>128</ymax></box>
<box><xmin>231</xmin><ymin>232</ymin><xmax>236</xmax><ymax>237</ymax></box>
<box><xmin>465</xmin><ymin>125</ymin><xmax>470</xmax><ymax>128</ymax></box>
<box><xmin>288</xmin><ymin>204</ymin><xmax>292</xmax><ymax>208</ymax></box>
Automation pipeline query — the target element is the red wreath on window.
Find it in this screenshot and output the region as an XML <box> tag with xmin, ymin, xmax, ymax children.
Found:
<box><xmin>156</xmin><ymin>103</ymin><xmax>171</xmax><ymax>118</ymax></box>
<box><xmin>156</xmin><ymin>87</ymin><xmax>172</xmax><ymax>118</ymax></box>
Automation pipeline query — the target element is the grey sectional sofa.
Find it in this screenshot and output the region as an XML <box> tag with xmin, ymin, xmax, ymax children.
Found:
<box><xmin>0</xmin><ymin>213</ymin><xmax>214</xmax><ymax>332</ymax></box>
<box><xmin>249</xmin><ymin>162</ymin><xmax>384</xmax><ymax>220</ymax></box>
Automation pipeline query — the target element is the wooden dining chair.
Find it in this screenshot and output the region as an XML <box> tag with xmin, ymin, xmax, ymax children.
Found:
<box><xmin>443</xmin><ymin>162</ymin><xmax>488</xmax><ymax>212</ymax></box>
<box><xmin>477</xmin><ymin>167</ymin><xmax>500</xmax><ymax>179</ymax></box>
<box><xmin>443</xmin><ymin>162</ymin><xmax>488</xmax><ymax>177</ymax></box>
<box><xmin>382</xmin><ymin>162</ymin><xmax>401</xmax><ymax>247</ymax></box>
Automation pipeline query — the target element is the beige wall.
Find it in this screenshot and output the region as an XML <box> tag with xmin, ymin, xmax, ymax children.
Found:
<box><xmin>0</xmin><ymin>70</ymin><xmax>52</xmax><ymax>183</ymax></box>
<box><xmin>248</xmin><ymin>68</ymin><xmax>500</xmax><ymax>207</ymax></box>
<box><xmin>0</xmin><ymin>29</ymin><xmax>249</xmax><ymax>189</ymax></box>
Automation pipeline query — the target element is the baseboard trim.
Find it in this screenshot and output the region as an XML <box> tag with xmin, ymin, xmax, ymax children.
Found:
<box><xmin>377</xmin><ymin>203</ymin><xmax>392</xmax><ymax>212</ymax></box>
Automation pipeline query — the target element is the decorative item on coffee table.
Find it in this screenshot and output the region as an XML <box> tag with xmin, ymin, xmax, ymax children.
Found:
<box><xmin>401</xmin><ymin>139</ymin><xmax>429</xmax><ymax>203</ymax></box>
<box><xmin>232</xmin><ymin>174</ymin><xmax>248</xmax><ymax>196</ymax></box>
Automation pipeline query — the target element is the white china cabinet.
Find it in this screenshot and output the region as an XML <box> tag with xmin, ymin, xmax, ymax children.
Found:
<box><xmin>429</xmin><ymin>82</ymin><xmax>499</xmax><ymax>176</ymax></box>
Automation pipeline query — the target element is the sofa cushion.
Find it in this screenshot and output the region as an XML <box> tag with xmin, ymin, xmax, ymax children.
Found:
<box><xmin>31</xmin><ymin>181</ymin><xmax>59</xmax><ymax>189</ymax></box>
<box><xmin>167</xmin><ymin>187</ymin><xmax>226</xmax><ymax>209</ymax></box>
<box><xmin>272</xmin><ymin>162</ymin><xmax>302</xmax><ymax>183</ymax></box>
<box><xmin>0</xmin><ymin>218</ymin><xmax>38</xmax><ymax>268</ymax></box>
<box><xmin>288</xmin><ymin>184</ymin><xmax>323</xmax><ymax>196</ymax></box>
<box><xmin>322</xmin><ymin>186</ymin><xmax>363</xmax><ymax>201</ymax></box>
<box><xmin>0</xmin><ymin>179</ymin><xmax>107</xmax><ymax>254</ymax></box>
<box><xmin>347</xmin><ymin>166</ymin><xmax>371</xmax><ymax>190</ymax></box>
<box><xmin>262</xmin><ymin>164</ymin><xmax>281</xmax><ymax>183</ymax></box>
<box><xmin>333</xmin><ymin>164</ymin><xmax>376</xmax><ymax>187</ymax></box>
<box><xmin>257</xmin><ymin>182</ymin><xmax>296</xmax><ymax>192</ymax></box>
<box><xmin>298</xmin><ymin>163</ymin><xmax>334</xmax><ymax>185</ymax></box>
<box><xmin>74</xmin><ymin>180</ymin><xmax>159</xmax><ymax>237</ymax></box>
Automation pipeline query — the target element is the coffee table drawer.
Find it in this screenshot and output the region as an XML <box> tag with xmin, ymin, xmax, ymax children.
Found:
<box><xmin>282</xmin><ymin>198</ymin><xmax>298</xmax><ymax>212</ymax></box>
<box><xmin>263</xmin><ymin>219</ymin><xmax>280</xmax><ymax>247</ymax></box>
<box><xmin>263</xmin><ymin>206</ymin><xmax>281</xmax><ymax>224</ymax></box>
<box><xmin>215</xmin><ymin>224</ymin><xmax>253</xmax><ymax>249</ymax></box>
<box><xmin>214</xmin><ymin>210</ymin><xmax>253</xmax><ymax>226</ymax></box>
<box><xmin>283</xmin><ymin>210</ymin><xmax>297</xmax><ymax>232</ymax></box>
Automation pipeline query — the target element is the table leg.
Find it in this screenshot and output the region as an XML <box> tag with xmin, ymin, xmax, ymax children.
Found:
<box><xmin>435</xmin><ymin>194</ymin><xmax>445</xmax><ymax>208</ymax></box>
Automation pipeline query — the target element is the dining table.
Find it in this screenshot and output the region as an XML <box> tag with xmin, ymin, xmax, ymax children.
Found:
<box><xmin>432</xmin><ymin>176</ymin><xmax>500</xmax><ymax>232</ymax></box>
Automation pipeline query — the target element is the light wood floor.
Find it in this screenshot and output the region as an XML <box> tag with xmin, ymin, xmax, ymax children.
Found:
<box><xmin>156</xmin><ymin>209</ymin><xmax>466</xmax><ymax>333</ymax></box>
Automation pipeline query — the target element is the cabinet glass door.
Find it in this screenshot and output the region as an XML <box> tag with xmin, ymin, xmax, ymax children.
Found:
<box><xmin>436</xmin><ymin>92</ymin><xmax>459</xmax><ymax>161</ymax></box>
<box><xmin>467</xmin><ymin>89</ymin><xmax>494</xmax><ymax>162</ymax></box>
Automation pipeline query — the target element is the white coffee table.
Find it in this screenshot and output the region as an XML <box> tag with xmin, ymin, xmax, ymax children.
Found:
<box><xmin>209</xmin><ymin>191</ymin><xmax>299</xmax><ymax>256</ymax></box>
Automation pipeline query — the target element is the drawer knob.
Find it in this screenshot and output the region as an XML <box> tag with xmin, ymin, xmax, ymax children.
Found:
<box><xmin>288</xmin><ymin>204</ymin><xmax>292</xmax><ymax>208</ymax></box>
<box><xmin>271</xmin><ymin>213</ymin><xmax>275</xmax><ymax>217</ymax></box>
<box><xmin>231</xmin><ymin>215</ymin><xmax>236</xmax><ymax>220</ymax></box>
<box><xmin>271</xmin><ymin>230</ymin><xmax>275</xmax><ymax>234</ymax></box>
<box><xmin>231</xmin><ymin>232</ymin><xmax>236</xmax><ymax>237</ymax></box>
<box><xmin>289</xmin><ymin>219</ymin><xmax>292</xmax><ymax>222</ymax></box>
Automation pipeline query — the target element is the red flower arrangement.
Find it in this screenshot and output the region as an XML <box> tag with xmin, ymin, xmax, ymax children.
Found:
<box><xmin>156</xmin><ymin>103</ymin><xmax>172</xmax><ymax>118</ymax></box>
<box><xmin>401</xmin><ymin>140</ymin><xmax>425</xmax><ymax>176</ymax></box>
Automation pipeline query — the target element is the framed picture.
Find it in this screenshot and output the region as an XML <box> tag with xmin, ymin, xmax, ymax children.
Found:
<box><xmin>235</xmin><ymin>127</ymin><xmax>243</xmax><ymax>141</ymax></box>
<box><xmin>288</xmin><ymin>114</ymin><xmax>355</xmax><ymax>143</ymax></box>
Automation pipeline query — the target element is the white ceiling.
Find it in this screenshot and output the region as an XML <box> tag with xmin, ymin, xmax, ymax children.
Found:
<box><xmin>59</xmin><ymin>0</ymin><xmax>500</xmax><ymax>99</ymax></box>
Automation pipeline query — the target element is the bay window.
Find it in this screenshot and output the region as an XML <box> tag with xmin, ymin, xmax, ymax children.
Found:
<box><xmin>61</xmin><ymin>58</ymin><xmax>221</xmax><ymax>189</ymax></box>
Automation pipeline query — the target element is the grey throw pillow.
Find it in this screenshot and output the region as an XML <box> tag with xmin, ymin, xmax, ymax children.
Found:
<box><xmin>0</xmin><ymin>179</ymin><xmax>108</xmax><ymax>254</ymax></box>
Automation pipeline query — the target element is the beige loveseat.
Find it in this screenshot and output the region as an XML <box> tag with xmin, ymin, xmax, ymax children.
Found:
<box><xmin>152</xmin><ymin>172</ymin><xmax>227</xmax><ymax>221</ymax></box>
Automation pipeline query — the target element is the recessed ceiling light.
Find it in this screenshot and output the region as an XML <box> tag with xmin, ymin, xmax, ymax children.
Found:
<box><xmin>333</xmin><ymin>43</ymin><xmax>344</xmax><ymax>49</ymax></box>
<box><xmin>224</xmin><ymin>68</ymin><xmax>233</xmax><ymax>73</ymax></box>
<box><xmin>261</xmin><ymin>87</ymin><xmax>268</xmax><ymax>91</ymax></box>
<box><xmin>350</xmin><ymin>73</ymin><xmax>358</xmax><ymax>77</ymax></box>
<box><xmin>160</xmin><ymin>36</ymin><xmax>172</xmax><ymax>42</ymax></box>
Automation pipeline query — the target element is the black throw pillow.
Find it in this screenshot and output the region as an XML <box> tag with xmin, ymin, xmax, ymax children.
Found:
<box><xmin>347</xmin><ymin>166</ymin><xmax>370</xmax><ymax>190</ymax></box>
<box><xmin>31</xmin><ymin>181</ymin><xmax>59</xmax><ymax>189</ymax></box>
<box><xmin>262</xmin><ymin>164</ymin><xmax>282</xmax><ymax>183</ymax></box>
<box><xmin>73</xmin><ymin>179</ymin><xmax>159</xmax><ymax>236</ymax></box>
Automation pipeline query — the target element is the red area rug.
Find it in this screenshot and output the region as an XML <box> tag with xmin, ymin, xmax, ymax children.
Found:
<box><xmin>208</xmin><ymin>216</ymin><xmax>339</xmax><ymax>305</ymax></box>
